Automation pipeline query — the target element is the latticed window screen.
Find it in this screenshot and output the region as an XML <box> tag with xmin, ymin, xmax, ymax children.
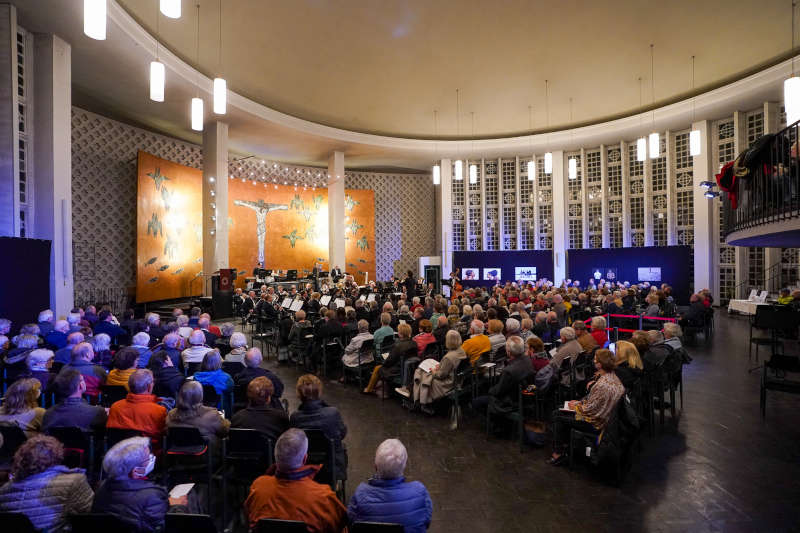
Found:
<box><xmin>586</xmin><ymin>150</ymin><xmax>602</xmax><ymax>248</ymax></box>
<box><xmin>747</xmin><ymin>110</ymin><xmax>764</xmax><ymax>147</ymax></box>
<box><xmin>715</xmin><ymin>118</ymin><xmax>736</xmax><ymax>301</ymax></box>
<box><xmin>467</xmin><ymin>161</ymin><xmax>482</xmax><ymax>251</ymax></box>
<box><xmin>628</xmin><ymin>142</ymin><xmax>645</xmax><ymax>246</ymax></box>
<box><xmin>17</xmin><ymin>28</ymin><xmax>31</xmax><ymax>237</ymax></box>
<box><xmin>484</xmin><ymin>163</ymin><xmax>500</xmax><ymax>251</ymax></box>
<box><xmin>674</xmin><ymin>131</ymin><xmax>694</xmax><ymax>292</ymax></box>
<box><xmin>451</xmin><ymin>163</ymin><xmax>465</xmax><ymax>251</ymax></box>
<box><xmin>501</xmin><ymin>160</ymin><xmax>517</xmax><ymax>250</ymax></box>
<box><xmin>748</xmin><ymin>247</ymin><xmax>764</xmax><ymax>290</ymax></box>
<box><xmin>536</xmin><ymin>156</ymin><xmax>553</xmax><ymax>249</ymax></box>
<box><xmin>519</xmin><ymin>158</ymin><xmax>535</xmax><ymax>249</ymax></box>
<box><xmin>782</xmin><ymin>248</ymin><xmax>800</xmax><ymax>286</ymax></box>
<box><xmin>607</xmin><ymin>146</ymin><xmax>623</xmax><ymax>247</ymax></box>
<box><xmin>566</xmin><ymin>152</ymin><xmax>583</xmax><ymax>249</ymax></box>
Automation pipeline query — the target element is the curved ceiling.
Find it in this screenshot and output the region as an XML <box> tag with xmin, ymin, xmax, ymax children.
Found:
<box><xmin>117</xmin><ymin>0</ymin><xmax>790</xmax><ymax>138</ymax></box>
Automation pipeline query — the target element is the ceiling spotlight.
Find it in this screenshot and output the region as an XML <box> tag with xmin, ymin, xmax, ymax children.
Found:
<box><xmin>210</xmin><ymin>190</ymin><xmax>215</xmax><ymax>197</ymax></box>
<box><xmin>704</xmin><ymin>190</ymin><xmax>720</xmax><ymax>199</ymax></box>
<box><xmin>700</xmin><ymin>181</ymin><xmax>714</xmax><ymax>189</ymax></box>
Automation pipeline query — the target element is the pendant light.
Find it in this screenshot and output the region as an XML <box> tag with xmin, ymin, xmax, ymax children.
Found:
<box><xmin>432</xmin><ymin>110</ymin><xmax>441</xmax><ymax>185</ymax></box>
<box><xmin>636</xmin><ymin>77</ymin><xmax>646</xmax><ymax>162</ymax></box>
<box><xmin>454</xmin><ymin>89</ymin><xmax>463</xmax><ymax>180</ymax></box>
<box><xmin>469</xmin><ymin>112</ymin><xmax>477</xmax><ymax>184</ymax></box>
<box><xmin>150</xmin><ymin>2</ymin><xmax>165</xmax><ymax>102</ymax></box>
<box><xmin>544</xmin><ymin>80</ymin><xmax>553</xmax><ymax>174</ymax></box>
<box><xmin>568</xmin><ymin>98</ymin><xmax>577</xmax><ymax>180</ymax></box>
<box><xmin>160</xmin><ymin>0</ymin><xmax>180</xmax><ymax>18</ymax></box>
<box><xmin>689</xmin><ymin>55</ymin><xmax>701</xmax><ymax>156</ymax></box>
<box><xmin>648</xmin><ymin>44</ymin><xmax>660</xmax><ymax>159</ymax></box>
<box><xmin>527</xmin><ymin>105</ymin><xmax>536</xmax><ymax>181</ymax></box>
<box><xmin>83</xmin><ymin>0</ymin><xmax>106</xmax><ymax>40</ymax></box>
<box><xmin>785</xmin><ymin>1</ymin><xmax>800</xmax><ymax>125</ymax></box>
<box><xmin>190</xmin><ymin>4</ymin><xmax>203</xmax><ymax>131</ymax></box>
<box><xmin>213</xmin><ymin>0</ymin><xmax>226</xmax><ymax>114</ymax></box>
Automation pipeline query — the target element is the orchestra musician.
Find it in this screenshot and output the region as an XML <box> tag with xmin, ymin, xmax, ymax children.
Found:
<box><xmin>331</xmin><ymin>265</ymin><xmax>343</xmax><ymax>281</ymax></box>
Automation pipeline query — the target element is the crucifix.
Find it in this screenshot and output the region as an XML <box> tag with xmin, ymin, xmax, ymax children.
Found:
<box><xmin>233</xmin><ymin>199</ymin><xmax>289</xmax><ymax>265</ymax></box>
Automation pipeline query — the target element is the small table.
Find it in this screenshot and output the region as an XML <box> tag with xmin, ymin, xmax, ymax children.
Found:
<box><xmin>728</xmin><ymin>299</ymin><xmax>768</xmax><ymax>315</ymax></box>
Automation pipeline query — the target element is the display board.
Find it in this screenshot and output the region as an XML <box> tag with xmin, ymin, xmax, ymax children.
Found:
<box><xmin>453</xmin><ymin>250</ymin><xmax>554</xmax><ymax>286</ymax></box>
<box><xmin>0</xmin><ymin>237</ymin><xmax>51</xmax><ymax>331</ymax></box>
<box><xmin>567</xmin><ymin>245</ymin><xmax>693</xmax><ymax>304</ymax></box>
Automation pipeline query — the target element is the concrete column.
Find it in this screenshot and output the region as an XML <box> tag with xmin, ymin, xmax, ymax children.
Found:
<box><xmin>600</xmin><ymin>145</ymin><xmax>609</xmax><ymax>248</ymax></box>
<box><xmin>532</xmin><ymin>154</ymin><xmax>540</xmax><ymax>250</ymax></box>
<box><xmin>0</xmin><ymin>5</ymin><xmax>18</xmax><ymax>237</ymax></box>
<box><xmin>202</xmin><ymin>121</ymin><xmax>228</xmax><ymax>290</ymax></box>
<box><xmin>643</xmin><ymin>151</ymin><xmax>653</xmax><ymax>246</ymax></box>
<box><xmin>692</xmin><ymin>120</ymin><xmax>716</xmax><ymax>300</ymax></box>
<box><xmin>552</xmin><ymin>151</ymin><xmax>567</xmax><ymax>283</ymax></box>
<box><xmin>763</xmin><ymin>101</ymin><xmax>782</xmax><ymax>292</ymax></box>
<box><xmin>439</xmin><ymin>158</ymin><xmax>452</xmax><ymax>276</ymax></box>
<box><xmin>621</xmin><ymin>142</ymin><xmax>631</xmax><ymax>247</ymax></box>
<box><xmin>665</xmin><ymin>130</ymin><xmax>677</xmax><ymax>245</ymax></box>
<box><xmin>33</xmin><ymin>33</ymin><xmax>72</xmax><ymax>317</ymax></box>
<box><xmin>732</xmin><ymin>111</ymin><xmax>748</xmax><ymax>298</ymax></box>
<box><xmin>580</xmin><ymin>149</ymin><xmax>589</xmax><ymax>249</ymax></box>
<box><xmin>328</xmin><ymin>151</ymin><xmax>345</xmax><ymax>272</ymax></box>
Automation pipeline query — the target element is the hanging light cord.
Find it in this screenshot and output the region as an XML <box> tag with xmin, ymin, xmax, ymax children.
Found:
<box><xmin>434</xmin><ymin>109</ymin><xmax>438</xmax><ymax>160</ymax></box>
<box><xmin>195</xmin><ymin>4</ymin><xmax>200</xmax><ymax>96</ymax></box>
<box><xmin>691</xmin><ymin>55</ymin><xmax>696</xmax><ymax>122</ymax></box>
<box><xmin>638</xmin><ymin>77</ymin><xmax>643</xmax><ymax>128</ymax></box>
<box><xmin>793</xmin><ymin>1</ymin><xmax>797</xmax><ymax>76</ymax></box>
<box><xmin>650</xmin><ymin>43</ymin><xmax>655</xmax><ymax>128</ymax></box>
<box><xmin>155</xmin><ymin>0</ymin><xmax>159</xmax><ymax>60</ymax></box>
<box><xmin>456</xmin><ymin>88</ymin><xmax>460</xmax><ymax>159</ymax></box>
<box><xmin>218</xmin><ymin>0</ymin><xmax>223</xmax><ymax>71</ymax></box>
<box><xmin>545</xmin><ymin>79</ymin><xmax>550</xmax><ymax>149</ymax></box>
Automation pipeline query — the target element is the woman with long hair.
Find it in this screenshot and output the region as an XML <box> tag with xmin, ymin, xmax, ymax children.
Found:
<box><xmin>0</xmin><ymin>378</ymin><xmax>45</xmax><ymax>437</ymax></box>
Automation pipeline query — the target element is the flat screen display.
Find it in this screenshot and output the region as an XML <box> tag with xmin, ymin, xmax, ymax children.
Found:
<box><xmin>514</xmin><ymin>266</ymin><xmax>537</xmax><ymax>281</ymax></box>
<box><xmin>462</xmin><ymin>268</ymin><xmax>480</xmax><ymax>281</ymax></box>
<box><xmin>483</xmin><ymin>268</ymin><xmax>501</xmax><ymax>281</ymax></box>
<box><xmin>637</xmin><ymin>267</ymin><xmax>662</xmax><ymax>282</ymax></box>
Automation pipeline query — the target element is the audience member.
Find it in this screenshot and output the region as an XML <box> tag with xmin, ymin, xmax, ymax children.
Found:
<box><xmin>461</xmin><ymin>319</ymin><xmax>491</xmax><ymax>365</ymax></box>
<box><xmin>244</xmin><ymin>428</ymin><xmax>348</xmax><ymax>532</ymax></box>
<box><xmin>176</xmin><ymin>315</ymin><xmax>193</xmax><ymax>339</ymax></box>
<box><xmin>364</xmin><ymin>323</ymin><xmax>416</xmax><ymax>395</ymax></box>
<box><xmin>290</xmin><ymin>374</ymin><xmax>348</xmax><ymax>481</ymax></box>
<box><xmin>0</xmin><ymin>378</ymin><xmax>45</xmax><ymax>437</ymax></box>
<box><xmin>106</xmin><ymin>369</ymin><xmax>167</xmax><ymax>442</ymax></box>
<box><xmin>526</xmin><ymin>336</ymin><xmax>550</xmax><ymax>372</ymax></box>
<box><xmin>486</xmin><ymin>319</ymin><xmax>506</xmax><ymax>358</ymax></box>
<box><xmin>106</xmin><ymin>347</ymin><xmax>139</xmax><ymax>390</ymax></box>
<box><xmin>58</xmin><ymin>342</ymin><xmax>106</xmax><ymax>397</ymax></box>
<box><xmin>550</xmin><ymin>327</ymin><xmax>582</xmax><ymax>378</ymax></box>
<box><xmin>192</xmin><ymin>349</ymin><xmax>234</xmax><ymax>396</ymax></box>
<box><xmin>166</xmin><ymin>381</ymin><xmax>229</xmax><ymax>450</ymax></box>
<box><xmin>130</xmin><ymin>332</ymin><xmax>153</xmax><ymax>368</ymax></box>
<box><xmin>143</xmin><ymin>313</ymin><xmax>166</xmax><ymax>345</ymax></box>
<box><xmin>181</xmin><ymin>330</ymin><xmax>212</xmax><ymax>367</ymax></box>
<box><xmin>42</xmin><ymin>369</ymin><xmax>107</xmax><ymax>433</ymax></box>
<box><xmin>412</xmin><ymin>319</ymin><xmax>436</xmax><ymax>357</ymax></box>
<box><xmin>4</xmin><ymin>334</ymin><xmax>38</xmax><ymax>382</ymax></box>
<box><xmin>342</xmin><ymin>319</ymin><xmax>374</xmax><ymax>369</ymax></box>
<box><xmin>348</xmin><ymin>439</ymin><xmax>432</xmax><ymax>532</ymax></box>
<box><xmin>92</xmin><ymin>436</ymin><xmax>189</xmax><ymax>532</ymax></box>
<box><xmin>147</xmin><ymin>350</ymin><xmax>185</xmax><ymax>398</ymax></box>
<box><xmin>372</xmin><ymin>313</ymin><xmax>394</xmax><ymax>353</ymax></box>
<box><xmin>197</xmin><ymin>317</ymin><xmax>218</xmax><ymax>346</ymax></box>
<box><xmin>54</xmin><ymin>331</ymin><xmax>84</xmax><ymax>365</ymax></box>
<box><xmin>573</xmin><ymin>320</ymin><xmax>598</xmax><ymax>353</ymax></box>
<box><xmin>231</xmin><ymin>376</ymin><xmax>290</xmax><ymax>441</ymax></box>
<box><xmin>22</xmin><ymin>348</ymin><xmax>56</xmax><ymax>391</ymax></box>
<box><xmin>90</xmin><ymin>332</ymin><xmax>113</xmax><ymax>368</ymax></box>
<box><xmin>663</xmin><ymin>322</ymin><xmax>684</xmax><ymax>351</ymax></box>
<box><xmin>472</xmin><ymin>336</ymin><xmax>534</xmax><ymax>415</ymax></box>
<box><xmin>36</xmin><ymin>309</ymin><xmax>55</xmax><ymax>336</ymax></box>
<box><xmin>613</xmin><ymin>340</ymin><xmax>644</xmax><ymax>392</ymax></box>
<box><xmin>413</xmin><ymin>330</ymin><xmax>468</xmax><ymax>412</ymax></box>
<box><xmin>94</xmin><ymin>309</ymin><xmax>126</xmax><ymax>344</ymax></box>
<box><xmin>215</xmin><ymin>322</ymin><xmax>236</xmax><ymax>356</ymax></box>
<box><xmin>589</xmin><ymin>316</ymin><xmax>608</xmax><ymax>347</ymax></box>
<box><xmin>0</xmin><ymin>435</ymin><xmax>93</xmax><ymax>531</ymax></box>
<box><xmin>234</xmin><ymin>347</ymin><xmax>284</xmax><ymax>409</ymax></box>
<box><xmin>45</xmin><ymin>320</ymin><xmax>70</xmax><ymax>350</ymax></box>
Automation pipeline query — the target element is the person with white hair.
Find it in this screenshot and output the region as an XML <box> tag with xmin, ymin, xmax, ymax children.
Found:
<box><xmin>54</xmin><ymin>332</ymin><xmax>84</xmax><ymax>365</ymax></box>
<box><xmin>224</xmin><ymin>332</ymin><xmax>248</xmax><ymax>363</ymax></box>
<box><xmin>4</xmin><ymin>334</ymin><xmax>40</xmax><ymax>382</ymax></box>
<box><xmin>245</xmin><ymin>428</ymin><xmax>347</xmax><ymax>532</ymax></box>
<box><xmin>130</xmin><ymin>332</ymin><xmax>153</xmax><ymax>368</ymax></box>
<box><xmin>144</xmin><ymin>313</ymin><xmax>166</xmax><ymax>344</ymax></box>
<box><xmin>59</xmin><ymin>342</ymin><xmax>107</xmax><ymax>397</ymax></box>
<box><xmin>23</xmin><ymin>348</ymin><xmax>56</xmax><ymax>391</ymax></box>
<box><xmin>181</xmin><ymin>330</ymin><xmax>212</xmax><ymax>367</ymax></box>
<box><xmin>92</xmin><ymin>436</ymin><xmax>189</xmax><ymax>531</ymax></box>
<box><xmin>45</xmin><ymin>319</ymin><xmax>70</xmax><ymax>350</ymax></box>
<box><xmin>0</xmin><ymin>318</ymin><xmax>11</xmax><ymax>336</ymax></box>
<box><xmin>233</xmin><ymin>348</ymin><xmax>284</xmax><ymax>409</ymax></box>
<box><xmin>505</xmin><ymin>318</ymin><xmax>521</xmax><ymax>338</ymax></box>
<box><xmin>413</xmin><ymin>329</ymin><xmax>468</xmax><ymax>410</ymax></box>
<box><xmin>549</xmin><ymin>327</ymin><xmax>584</xmax><ymax>386</ymax></box>
<box><xmin>90</xmin><ymin>333</ymin><xmax>113</xmax><ymax>369</ymax></box>
<box><xmin>348</xmin><ymin>438</ymin><xmax>432</xmax><ymax>531</ymax></box>
<box><xmin>342</xmin><ymin>319</ymin><xmax>374</xmax><ymax>368</ymax></box>
<box><xmin>472</xmin><ymin>336</ymin><xmax>534</xmax><ymax>416</ymax></box>
<box><xmin>461</xmin><ymin>319</ymin><xmax>491</xmax><ymax>365</ymax></box>
<box><xmin>175</xmin><ymin>315</ymin><xmax>193</xmax><ymax>339</ymax></box>
<box><xmin>215</xmin><ymin>322</ymin><xmax>237</xmax><ymax>356</ymax></box>
<box><xmin>66</xmin><ymin>313</ymin><xmax>82</xmax><ymax>334</ymax></box>
<box><xmin>197</xmin><ymin>316</ymin><xmax>218</xmax><ymax>346</ymax></box>
<box><xmin>37</xmin><ymin>309</ymin><xmax>55</xmax><ymax>336</ymax></box>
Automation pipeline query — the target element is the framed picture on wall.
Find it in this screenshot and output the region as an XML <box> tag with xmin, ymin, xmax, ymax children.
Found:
<box><xmin>483</xmin><ymin>268</ymin><xmax>501</xmax><ymax>281</ymax></box>
<box><xmin>462</xmin><ymin>268</ymin><xmax>479</xmax><ymax>281</ymax></box>
<box><xmin>514</xmin><ymin>266</ymin><xmax>537</xmax><ymax>281</ymax></box>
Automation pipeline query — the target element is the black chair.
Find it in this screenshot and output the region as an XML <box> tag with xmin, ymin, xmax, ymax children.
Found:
<box><xmin>164</xmin><ymin>512</ymin><xmax>218</xmax><ymax>533</ymax></box>
<box><xmin>421</xmin><ymin>341</ymin><xmax>440</xmax><ymax>361</ymax></box>
<box><xmin>105</xmin><ymin>427</ymin><xmax>145</xmax><ymax>450</ymax></box>
<box><xmin>221</xmin><ymin>429</ymin><xmax>272</xmax><ymax>530</ymax></box>
<box><xmin>70</xmin><ymin>513</ymin><xmax>133</xmax><ymax>531</ymax></box>
<box><xmin>0</xmin><ymin>423</ymin><xmax>27</xmax><ymax>469</ymax></box>
<box><xmin>761</xmin><ymin>354</ymin><xmax>800</xmax><ymax>418</ymax></box>
<box><xmin>254</xmin><ymin>518</ymin><xmax>308</xmax><ymax>532</ymax></box>
<box><xmin>221</xmin><ymin>361</ymin><xmax>244</xmax><ymax>376</ymax></box>
<box><xmin>303</xmin><ymin>428</ymin><xmax>344</xmax><ymax>500</ymax></box>
<box><xmin>201</xmin><ymin>384</ymin><xmax>221</xmax><ymax>409</ymax></box>
<box><xmin>99</xmin><ymin>384</ymin><xmax>128</xmax><ymax>408</ymax></box>
<box><xmin>343</xmin><ymin>338</ymin><xmax>376</xmax><ymax>389</ymax></box>
<box><xmin>0</xmin><ymin>512</ymin><xmax>36</xmax><ymax>532</ymax></box>
<box><xmin>184</xmin><ymin>362</ymin><xmax>202</xmax><ymax>376</ymax></box>
<box><xmin>163</xmin><ymin>426</ymin><xmax>213</xmax><ymax>513</ymax></box>
<box><xmin>749</xmin><ymin>305</ymin><xmax>785</xmax><ymax>367</ymax></box>
<box><xmin>321</xmin><ymin>337</ymin><xmax>344</xmax><ymax>378</ymax></box>
<box><xmin>46</xmin><ymin>426</ymin><xmax>96</xmax><ymax>475</ymax></box>
<box><xmin>351</xmin><ymin>522</ymin><xmax>404</xmax><ymax>533</ymax></box>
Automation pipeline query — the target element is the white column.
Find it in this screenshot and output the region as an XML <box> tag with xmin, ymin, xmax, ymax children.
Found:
<box><xmin>202</xmin><ymin>121</ymin><xmax>228</xmax><ymax>288</ymax></box>
<box><xmin>328</xmin><ymin>151</ymin><xmax>346</xmax><ymax>272</ymax></box>
<box><xmin>580</xmin><ymin>149</ymin><xmax>589</xmax><ymax>249</ymax></box>
<box><xmin>692</xmin><ymin>120</ymin><xmax>716</xmax><ymax>300</ymax></box>
<box><xmin>621</xmin><ymin>142</ymin><xmax>631</xmax><ymax>247</ymax></box>
<box><xmin>515</xmin><ymin>156</ymin><xmax>522</xmax><ymax>249</ymax></box>
<box><xmin>532</xmin><ymin>154</ymin><xmax>540</xmax><ymax>250</ymax></box>
<box><xmin>0</xmin><ymin>5</ymin><xmax>18</xmax><ymax>237</ymax></box>
<box><xmin>732</xmin><ymin>111</ymin><xmax>748</xmax><ymax>298</ymax></box>
<box><xmin>552</xmin><ymin>151</ymin><xmax>567</xmax><ymax>283</ymax></box>
<box><xmin>763</xmin><ymin>101</ymin><xmax>782</xmax><ymax>292</ymax></box>
<box><xmin>480</xmin><ymin>160</ymin><xmax>487</xmax><ymax>250</ymax></box>
<box><xmin>33</xmin><ymin>33</ymin><xmax>73</xmax><ymax>317</ymax></box>
<box><xmin>665</xmin><ymin>130</ymin><xmax>677</xmax><ymax>245</ymax></box>
<box><xmin>440</xmin><ymin>158</ymin><xmax>453</xmax><ymax>275</ymax></box>
<box><xmin>600</xmin><ymin>145</ymin><xmax>609</xmax><ymax>248</ymax></box>
<box><xmin>643</xmin><ymin>150</ymin><xmax>654</xmax><ymax>246</ymax></box>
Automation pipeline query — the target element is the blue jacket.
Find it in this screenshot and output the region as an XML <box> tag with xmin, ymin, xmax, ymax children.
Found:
<box><xmin>94</xmin><ymin>320</ymin><xmax>127</xmax><ymax>344</ymax></box>
<box><xmin>348</xmin><ymin>477</ymin><xmax>432</xmax><ymax>533</ymax></box>
<box><xmin>193</xmin><ymin>369</ymin><xmax>234</xmax><ymax>395</ymax></box>
<box><xmin>45</xmin><ymin>330</ymin><xmax>68</xmax><ymax>349</ymax></box>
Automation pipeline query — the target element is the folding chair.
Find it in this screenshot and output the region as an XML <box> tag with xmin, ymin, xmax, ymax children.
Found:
<box><xmin>99</xmin><ymin>384</ymin><xmax>128</xmax><ymax>408</ymax></box>
<box><xmin>163</xmin><ymin>426</ymin><xmax>214</xmax><ymax>513</ymax></box>
<box><xmin>254</xmin><ymin>518</ymin><xmax>307</xmax><ymax>532</ymax></box>
<box><xmin>46</xmin><ymin>426</ymin><xmax>96</xmax><ymax>476</ymax></box>
<box><xmin>164</xmin><ymin>513</ymin><xmax>218</xmax><ymax>533</ymax></box>
<box><xmin>0</xmin><ymin>512</ymin><xmax>36</xmax><ymax>532</ymax></box>
<box><xmin>303</xmin><ymin>428</ymin><xmax>345</xmax><ymax>501</ymax></box>
<box><xmin>70</xmin><ymin>513</ymin><xmax>133</xmax><ymax>532</ymax></box>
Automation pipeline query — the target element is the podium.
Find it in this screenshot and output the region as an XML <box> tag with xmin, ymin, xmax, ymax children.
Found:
<box><xmin>211</xmin><ymin>268</ymin><xmax>234</xmax><ymax>318</ymax></box>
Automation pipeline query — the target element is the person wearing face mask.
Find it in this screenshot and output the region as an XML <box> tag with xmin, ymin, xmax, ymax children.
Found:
<box><xmin>92</xmin><ymin>436</ymin><xmax>190</xmax><ymax>532</ymax></box>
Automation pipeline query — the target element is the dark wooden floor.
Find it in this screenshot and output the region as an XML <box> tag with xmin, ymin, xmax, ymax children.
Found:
<box><xmin>242</xmin><ymin>311</ymin><xmax>800</xmax><ymax>532</ymax></box>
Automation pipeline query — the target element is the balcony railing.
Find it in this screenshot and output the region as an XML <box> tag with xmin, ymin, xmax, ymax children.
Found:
<box><xmin>722</xmin><ymin>121</ymin><xmax>800</xmax><ymax>237</ymax></box>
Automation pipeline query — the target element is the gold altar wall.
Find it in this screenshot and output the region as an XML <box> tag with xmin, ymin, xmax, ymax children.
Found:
<box><xmin>227</xmin><ymin>180</ymin><xmax>375</xmax><ymax>288</ymax></box>
<box><xmin>136</xmin><ymin>151</ymin><xmax>204</xmax><ymax>303</ymax></box>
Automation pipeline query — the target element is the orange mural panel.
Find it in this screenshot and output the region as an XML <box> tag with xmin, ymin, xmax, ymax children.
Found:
<box><xmin>344</xmin><ymin>189</ymin><xmax>376</xmax><ymax>285</ymax></box>
<box><xmin>136</xmin><ymin>151</ymin><xmax>203</xmax><ymax>303</ymax></box>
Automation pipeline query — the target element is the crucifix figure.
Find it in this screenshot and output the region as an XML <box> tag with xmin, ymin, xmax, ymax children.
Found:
<box><xmin>233</xmin><ymin>199</ymin><xmax>289</xmax><ymax>265</ymax></box>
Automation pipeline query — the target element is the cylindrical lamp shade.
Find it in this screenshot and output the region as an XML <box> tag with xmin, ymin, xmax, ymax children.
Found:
<box><xmin>544</xmin><ymin>152</ymin><xmax>553</xmax><ymax>174</ymax></box>
<box><xmin>432</xmin><ymin>165</ymin><xmax>441</xmax><ymax>185</ymax></box>
<box><xmin>191</xmin><ymin>97</ymin><xmax>203</xmax><ymax>131</ymax></box>
<box><xmin>454</xmin><ymin>160</ymin><xmax>463</xmax><ymax>180</ymax></box>
<box><xmin>784</xmin><ymin>77</ymin><xmax>800</xmax><ymax>126</ymax></box>
<box><xmin>527</xmin><ymin>160</ymin><xmax>535</xmax><ymax>181</ymax></box>
<box><xmin>160</xmin><ymin>0</ymin><xmax>181</xmax><ymax>18</ymax></box>
<box><xmin>568</xmin><ymin>157</ymin><xmax>577</xmax><ymax>180</ymax></box>
<box><xmin>636</xmin><ymin>137</ymin><xmax>647</xmax><ymax>162</ymax></box>
<box><xmin>84</xmin><ymin>0</ymin><xmax>106</xmax><ymax>40</ymax></box>
<box><xmin>469</xmin><ymin>164</ymin><xmax>477</xmax><ymax>184</ymax></box>
<box><xmin>150</xmin><ymin>61</ymin><xmax>165</xmax><ymax>102</ymax></box>
<box><xmin>689</xmin><ymin>129</ymin><xmax>701</xmax><ymax>156</ymax></box>
<box><xmin>213</xmin><ymin>78</ymin><xmax>227</xmax><ymax>114</ymax></box>
<box><xmin>649</xmin><ymin>132</ymin><xmax>660</xmax><ymax>159</ymax></box>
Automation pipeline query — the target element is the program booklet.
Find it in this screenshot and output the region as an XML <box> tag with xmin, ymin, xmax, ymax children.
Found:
<box><xmin>417</xmin><ymin>358</ymin><xmax>439</xmax><ymax>373</ymax></box>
